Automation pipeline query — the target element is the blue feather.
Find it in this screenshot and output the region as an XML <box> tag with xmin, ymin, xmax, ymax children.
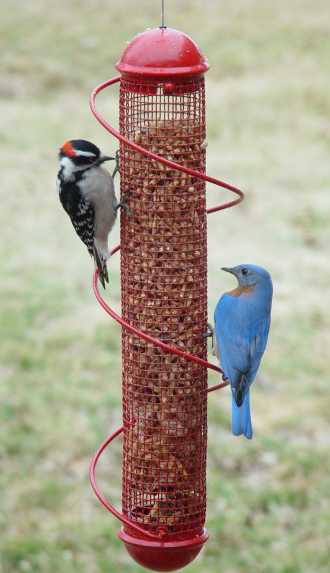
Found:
<box><xmin>231</xmin><ymin>391</ymin><xmax>253</xmax><ymax>439</ymax></box>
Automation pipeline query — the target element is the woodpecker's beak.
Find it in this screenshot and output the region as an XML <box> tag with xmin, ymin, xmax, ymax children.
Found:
<box><xmin>99</xmin><ymin>152</ymin><xmax>115</xmax><ymax>163</ymax></box>
<box><xmin>221</xmin><ymin>266</ymin><xmax>236</xmax><ymax>276</ymax></box>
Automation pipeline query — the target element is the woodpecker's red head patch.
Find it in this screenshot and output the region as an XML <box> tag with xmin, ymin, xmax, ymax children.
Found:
<box><xmin>62</xmin><ymin>141</ymin><xmax>76</xmax><ymax>157</ymax></box>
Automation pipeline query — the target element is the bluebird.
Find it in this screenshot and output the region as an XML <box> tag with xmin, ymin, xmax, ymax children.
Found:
<box><xmin>212</xmin><ymin>264</ymin><xmax>273</xmax><ymax>439</ymax></box>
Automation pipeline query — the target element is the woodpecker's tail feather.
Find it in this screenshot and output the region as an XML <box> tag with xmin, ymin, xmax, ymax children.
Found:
<box><xmin>93</xmin><ymin>248</ymin><xmax>109</xmax><ymax>289</ymax></box>
<box><xmin>97</xmin><ymin>266</ymin><xmax>108</xmax><ymax>289</ymax></box>
<box><xmin>100</xmin><ymin>264</ymin><xmax>109</xmax><ymax>288</ymax></box>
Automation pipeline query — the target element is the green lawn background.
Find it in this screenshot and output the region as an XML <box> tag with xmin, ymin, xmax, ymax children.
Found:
<box><xmin>1</xmin><ymin>1</ymin><xmax>330</xmax><ymax>572</ymax></box>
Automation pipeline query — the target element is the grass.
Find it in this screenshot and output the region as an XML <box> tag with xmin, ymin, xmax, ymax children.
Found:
<box><xmin>1</xmin><ymin>0</ymin><xmax>330</xmax><ymax>571</ymax></box>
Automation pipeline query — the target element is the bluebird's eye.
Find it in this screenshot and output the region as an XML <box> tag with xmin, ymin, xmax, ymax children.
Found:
<box><xmin>242</xmin><ymin>268</ymin><xmax>249</xmax><ymax>276</ymax></box>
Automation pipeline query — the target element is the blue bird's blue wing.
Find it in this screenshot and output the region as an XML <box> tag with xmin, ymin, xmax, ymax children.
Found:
<box><xmin>214</xmin><ymin>293</ymin><xmax>270</xmax><ymax>391</ymax></box>
<box><xmin>248</xmin><ymin>321</ymin><xmax>271</xmax><ymax>381</ymax></box>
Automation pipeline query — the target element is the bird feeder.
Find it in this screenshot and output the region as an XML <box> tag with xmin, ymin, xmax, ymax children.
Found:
<box><xmin>118</xmin><ymin>27</ymin><xmax>209</xmax><ymax>569</ymax></box>
<box><xmin>89</xmin><ymin>26</ymin><xmax>243</xmax><ymax>573</ymax></box>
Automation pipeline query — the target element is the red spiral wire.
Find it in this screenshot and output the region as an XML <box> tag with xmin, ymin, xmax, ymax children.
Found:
<box><xmin>89</xmin><ymin>77</ymin><xmax>244</xmax><ymax>537</ymax></box>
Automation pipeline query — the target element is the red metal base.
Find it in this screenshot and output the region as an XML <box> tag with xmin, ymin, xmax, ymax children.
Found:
<box><xmin>118</xmin><ymin>526</ymin><xmax>209</xmax><ymax>572</ymax></box>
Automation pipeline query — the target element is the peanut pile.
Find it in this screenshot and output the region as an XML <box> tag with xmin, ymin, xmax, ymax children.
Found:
<box><xmin>120</xmin><ymin>114</ymin><xmax>208</xmax><ymax>534</ymax></box>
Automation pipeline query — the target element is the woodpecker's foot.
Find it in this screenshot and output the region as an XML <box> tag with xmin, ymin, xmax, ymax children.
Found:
<box><xmin>112</xmin><ymin>150</ymin><xmax>120</xmax><ymax>179</ymax></box>
<box><xmin>115</xmin><ymin>192</ymin><xmax>132</xmax><ymax>218</ymax></box>
<box><xmin>202</xmin><ymin>323</ymin><xmax>214</xmax><ymax>338</ymax></box>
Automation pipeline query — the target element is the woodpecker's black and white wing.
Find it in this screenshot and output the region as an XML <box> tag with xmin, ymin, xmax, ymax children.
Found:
<box><xmin>57</xmin><ymin>177</ymin><xmax>108</xmax><ymax>287</ymax></box>
<box><xmin>59</xmin><ymin>181</ymin><xmax>95</xmax><ymax>258</ymax></box>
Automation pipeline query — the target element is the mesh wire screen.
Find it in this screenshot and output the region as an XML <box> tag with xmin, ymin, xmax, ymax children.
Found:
<box><xmin>119</xmin><ymin>78</ymin><xmax>208</xmax><ymax>538</ymax></box>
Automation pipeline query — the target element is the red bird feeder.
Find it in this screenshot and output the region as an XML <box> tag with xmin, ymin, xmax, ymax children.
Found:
<box><xmin>118</xmin><ymin>27</ymin><xmax>209</xmax><ymax>570</ymax></box>
<box><xmin>89</xmin><ymin>26</ymin><xmax>243</xmax><ymax>572</ymax></box>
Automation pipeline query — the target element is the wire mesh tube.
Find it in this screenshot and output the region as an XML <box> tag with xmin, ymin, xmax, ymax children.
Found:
<box><xmin>119</xmin><ymin>77</ymin><xmax>208</xmax><ymax>538</ymax></box>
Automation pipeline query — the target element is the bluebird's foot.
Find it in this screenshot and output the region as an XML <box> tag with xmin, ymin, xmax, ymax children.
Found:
<box><xmin>202</xmin><ymin>323</ymin><xmax>214</xmax><ymax>338</ymax></box>
<box><xmin>202</xmin><ymin>323</ymin><xmax>216</xmax><ymax>355</ymax></box>
<box><xmin>222</xmin><ymin>374</ymin><xmax>228</xmax><ymax>382</ymax></box>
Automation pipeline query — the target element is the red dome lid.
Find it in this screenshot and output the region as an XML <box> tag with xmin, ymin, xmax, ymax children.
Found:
<box><xmin>116</xmin><ymin>27</ymin><xmax>210</xmax><ymax>78</ymax></box>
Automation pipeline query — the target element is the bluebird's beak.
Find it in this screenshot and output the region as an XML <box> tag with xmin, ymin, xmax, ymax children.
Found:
<box><xmin>221</xmin><ymin>267</ymin><xmax>236</xmax><ymax>276</ymax></box>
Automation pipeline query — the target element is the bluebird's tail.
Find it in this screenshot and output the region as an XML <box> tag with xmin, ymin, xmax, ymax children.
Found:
<box><xmin>231</xmin><ymin>390</ymin><xmax>253</xmax><ymax>439</ymax></box>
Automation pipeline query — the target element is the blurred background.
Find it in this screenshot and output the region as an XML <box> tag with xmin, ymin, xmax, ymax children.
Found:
<box><xmin>1</xmin><ymin>1</ymin><xmax>330</xmax><ymax>571</ymax></box>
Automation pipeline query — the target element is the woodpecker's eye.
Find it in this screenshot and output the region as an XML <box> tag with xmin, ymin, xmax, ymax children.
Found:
<box><xmin>242</xmin><ymin>268</ymin><xmax>249</xmax><ymax>276</ymax></box>
<box><xmin>74</xmin><ymin>154</ymin><xmax>97</xmax><ymax>166</ymax></box>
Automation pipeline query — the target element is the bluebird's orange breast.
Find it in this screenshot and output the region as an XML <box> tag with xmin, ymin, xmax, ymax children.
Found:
<box><xmin>227</xmin><ymin>284</ymin><xmax>254</xmax><ymax>297</ymax></box>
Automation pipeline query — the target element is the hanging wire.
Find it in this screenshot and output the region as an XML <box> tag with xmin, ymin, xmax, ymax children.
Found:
<box><xmin>161</xmin><ymin>0</ymin><xmax>166</xmax><ymax>28</ymax></box>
